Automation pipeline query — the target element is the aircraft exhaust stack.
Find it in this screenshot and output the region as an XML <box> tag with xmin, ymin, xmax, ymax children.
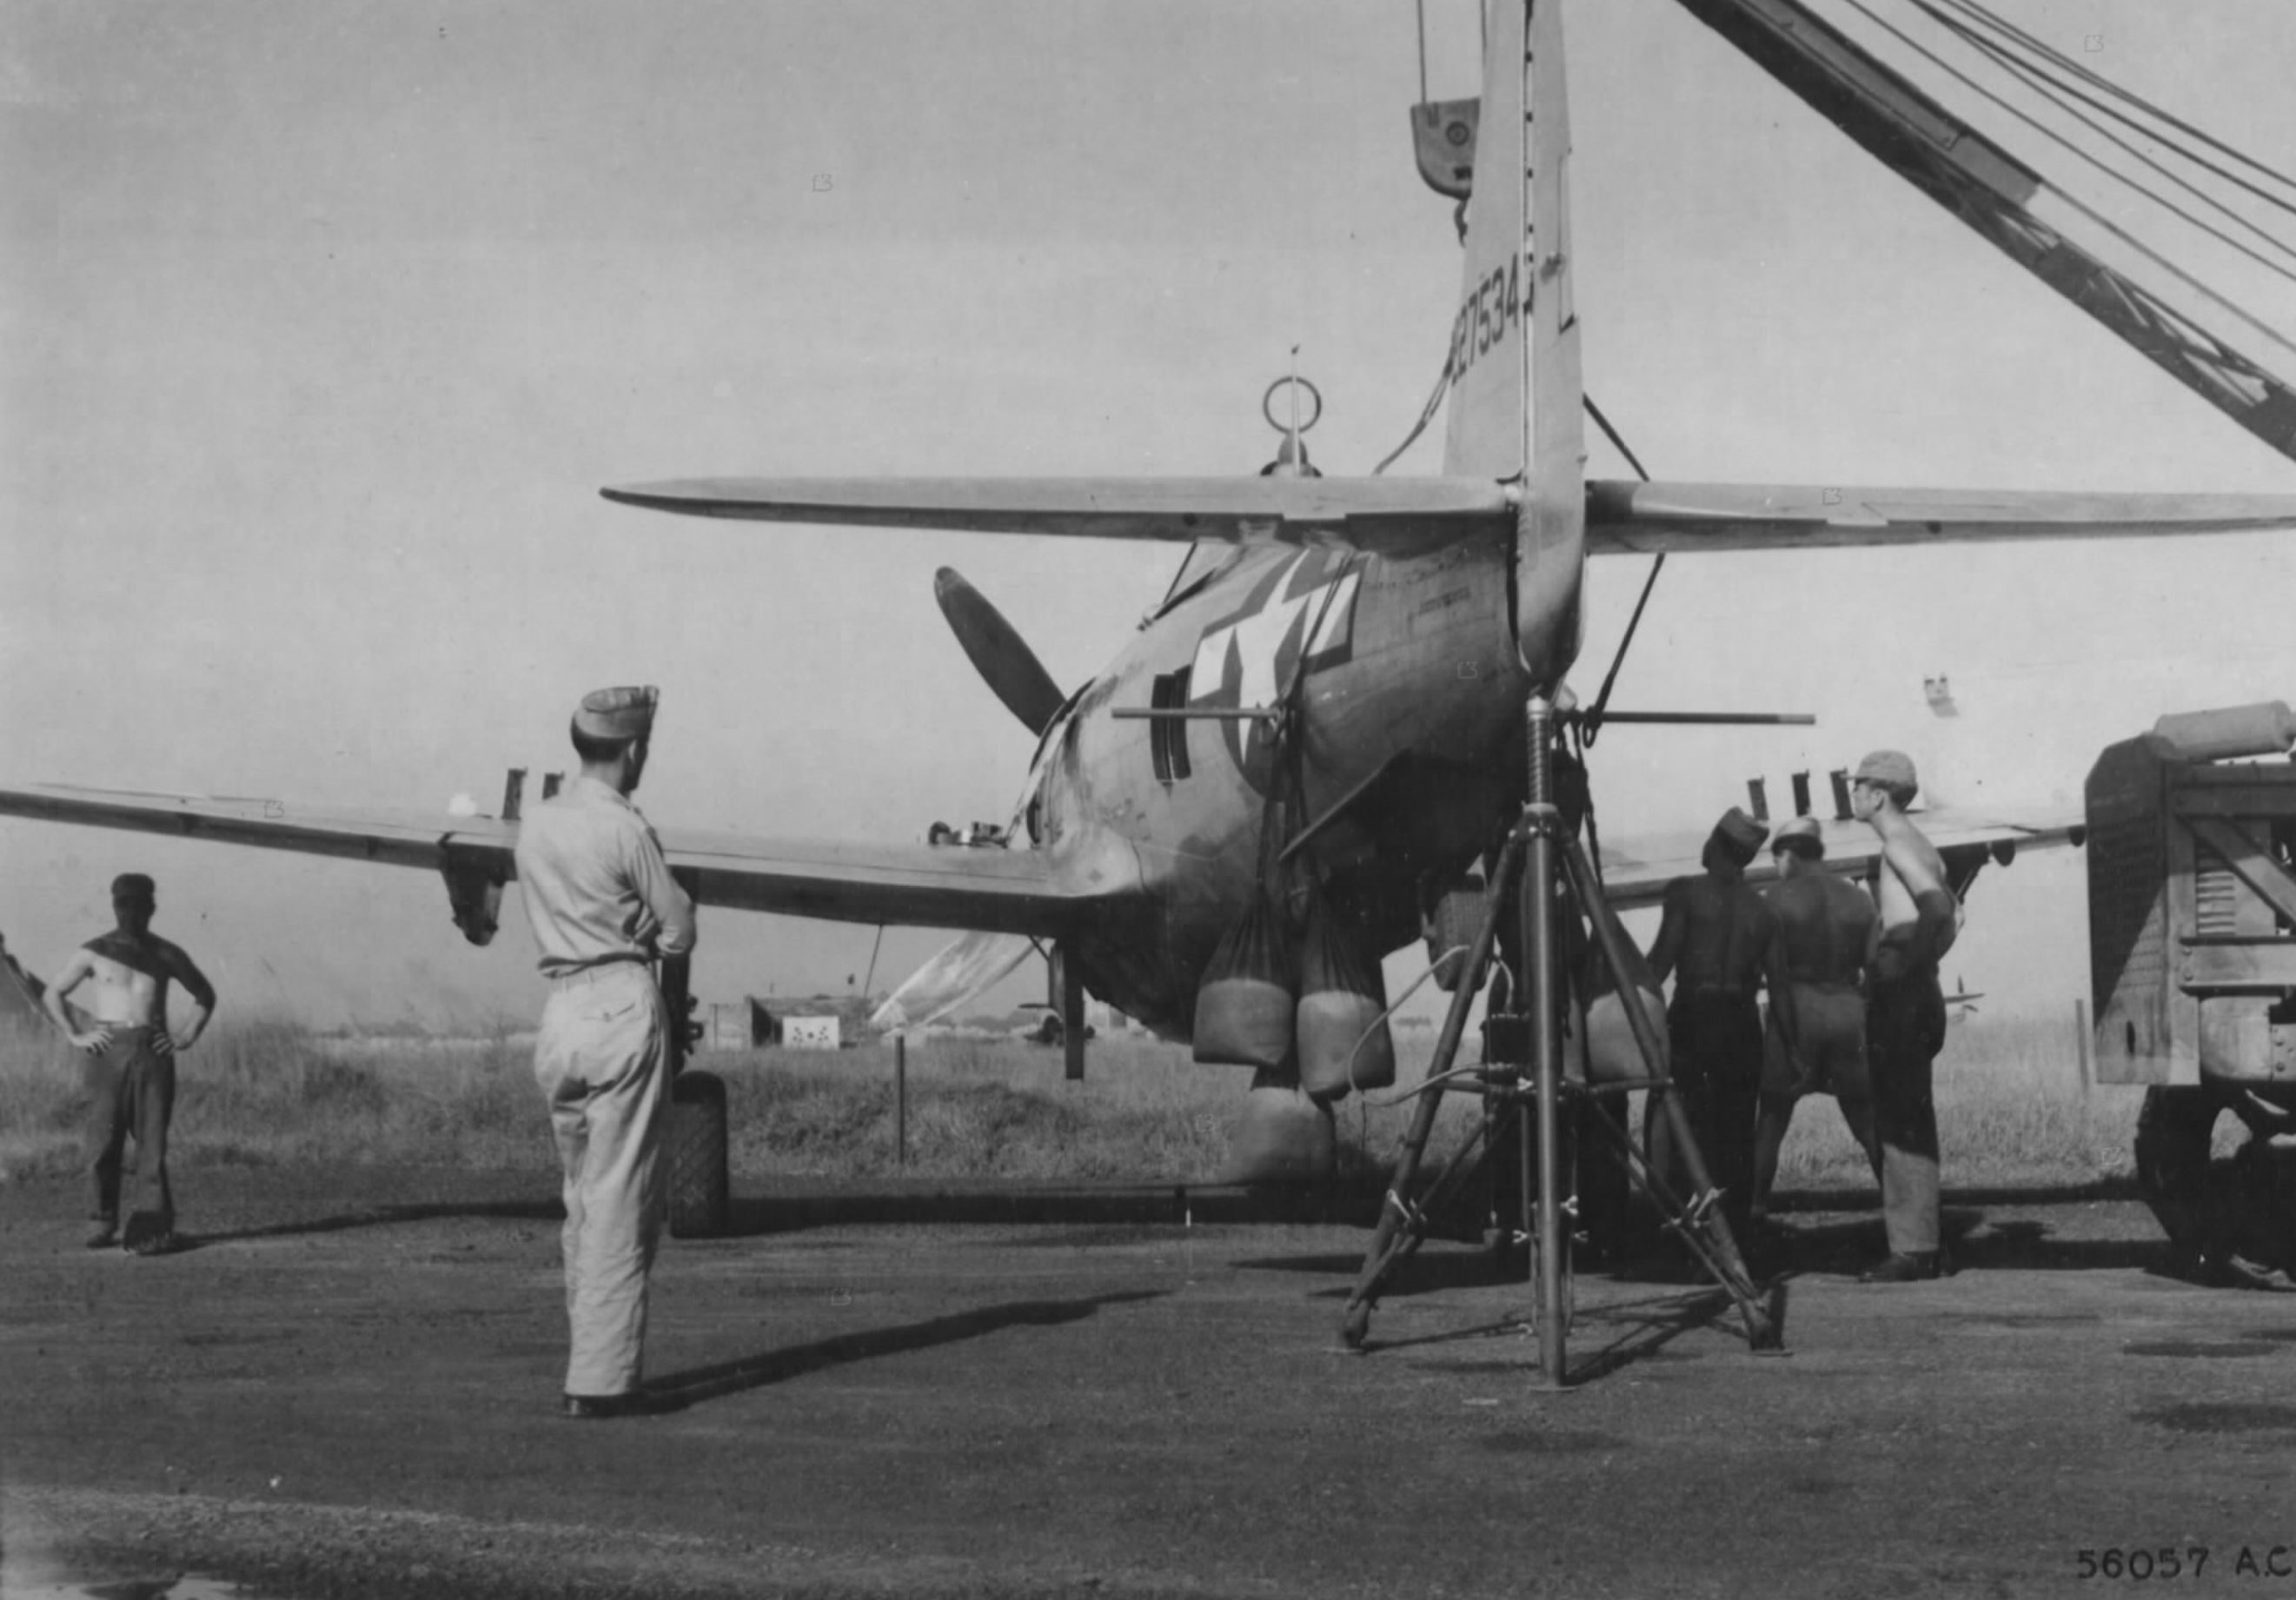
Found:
<box><xmin>932</xmin><ymin>568</ymin><xmax>1066</xmax><ymax>737</ymax></box>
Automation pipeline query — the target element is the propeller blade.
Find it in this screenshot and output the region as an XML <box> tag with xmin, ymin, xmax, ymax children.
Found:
<box><xmin>934</xmin><ymin>568</ymin><xmax>1066</xmax><ymax>736</ymax></box>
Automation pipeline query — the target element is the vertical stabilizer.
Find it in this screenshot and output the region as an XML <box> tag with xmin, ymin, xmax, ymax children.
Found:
<box><xmin>1516</xmin><ymin>0</ymin><xmax>1586</xmax><ymax>680</ymax></box>
<box><xmin>1441</xmin><ymin>0</ymin><xmax>1531</xmax><ymax>479</ymax></box>
<box><xmin>1442</xmin><ymin>1</ymin><xmax>1585</xmax><ymax>681</ymax></box>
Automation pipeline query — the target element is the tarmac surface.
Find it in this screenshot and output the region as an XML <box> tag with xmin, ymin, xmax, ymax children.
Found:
<box><xmin>3</xmin><ymin>1167</ymin><xmax>2294</xmax><ymax>1599</ymax></box>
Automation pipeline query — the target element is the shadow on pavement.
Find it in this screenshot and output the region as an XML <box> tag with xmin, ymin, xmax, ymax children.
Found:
<box><xmin>1232</xmin><ymin>1246</ymin><xmax>1503</xmax><ymax>1301</ymax></box>
<box><xmin>641</xmin><ymin>1288</ymin><xmax>1170</xmax><ymax>1410</ymax></box>
<box><xmin>716</xmin><ymin>1181</ymin><xmax>1384</xmax><ymax>1236</ymax></box>
<box><xmin>1764</xmin><ymin>1210</ymin><xmax>2170</xmax><ymax>1276</ymax></box>
<box><xmin>1567</xmin><ymin>1286</ymin><xmax>1742</xmax><ymax>1380</ymax></box>
<box><xmin>1769</xmin><ymin>1178</ymin><xmax>2144</xmax><ymax>1211</ymax></box>
<box><xmin>187</xmin><ymin>1198</ymin><xmax>561</xmax><ymax>1245</ymax></box>
<box><xmin>1357</xmin><ymin>1284</ymin><xmax>1739</xmax><ymax>1380</ymax></box>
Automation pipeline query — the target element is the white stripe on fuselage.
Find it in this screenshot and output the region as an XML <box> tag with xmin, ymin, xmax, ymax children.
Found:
<box><xmin>1189</xmin><ymin>553</ymin><xmax>1358</xmax><ymax>712</ymax></box>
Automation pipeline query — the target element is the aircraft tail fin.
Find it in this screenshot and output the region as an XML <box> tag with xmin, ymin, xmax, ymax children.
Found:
<box><xmin>1441</xmin><ymin>1</ymin><xmax>1587</xmax><ymax>680</ymax></box>
<box><xmin>1439</xmin><ymin>1</ymin><xmax>1532</xmax><ymax>479</ymax></box>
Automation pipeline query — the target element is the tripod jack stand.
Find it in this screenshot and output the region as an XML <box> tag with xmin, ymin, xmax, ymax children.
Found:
<box><xmin>1339</xmin><ymin>695</ymin><xmax>1782</xmax><ymax>1375</ymax></box>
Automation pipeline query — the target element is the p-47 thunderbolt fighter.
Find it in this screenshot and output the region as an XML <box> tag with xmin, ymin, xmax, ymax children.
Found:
<box><xmin>8</xmin><ymin>0</ymin><xmax>2295</xmax><ymax>1183</ymax></box>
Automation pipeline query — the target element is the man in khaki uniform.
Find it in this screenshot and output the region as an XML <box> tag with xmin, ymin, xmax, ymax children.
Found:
<box><xmin>1646</xmin><ymin>807</ymin><xmax>1777</xmax><ymax>1238</ymax></box>
<box><xmin>1750</xmin><ymin>816</ymin><xmax>1877</xmax><ymax>1231</ymax></box>
<box><xmin>43</xmin><ymin>873</ymin><xmax>216</xmax><ymax>1255</ymax></box>
<box><xmin>514</xmin><ymin>686</ymin><xmax>696</xmax><ymax>1417</ymax></box>
<box><xmin>1850</xmin><ymin>750</ymin><xmax>1959</xmax><ymax>1283</ymax></box>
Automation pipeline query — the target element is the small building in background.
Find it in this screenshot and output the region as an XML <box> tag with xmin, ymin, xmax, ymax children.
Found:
<box><xmin>694</xmin><ymin>992</ymin><xmax>873</xmax><ymax>1051</ymax></box>
<box><xmin>781</xmin><ymin>1015</ymin><xmax>842</xmax><ymax>1051</ymax></box>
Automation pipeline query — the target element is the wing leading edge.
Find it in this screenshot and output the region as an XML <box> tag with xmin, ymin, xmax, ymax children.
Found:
<box><xmin>1593</xmin><ymin>806</ymin><xmax>2084</xmax><ymax>912</ymax></box>
<box><xmin>0</xmin><ymin>784</ymin><xmax>1131</xmax><ymax>939</ymax></box>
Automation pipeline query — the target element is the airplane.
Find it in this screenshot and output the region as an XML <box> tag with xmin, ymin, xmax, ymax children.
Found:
<box><xmin>6</xmin><ymin>0</ymin><xmax>2296</xmax><ymax>1192</ymax></box>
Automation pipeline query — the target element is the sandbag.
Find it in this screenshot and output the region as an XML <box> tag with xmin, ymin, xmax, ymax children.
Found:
<box><xmin>1297</xmin><ymin>908</ymin><xmax>1394</xmax><ymax>1100</ymax></box>
<box><xmin>1583</xmin><ymin>986</ymin><xmax>1669</xmax><ymax>1086</ymax></box>
<box><xmin>1193</xmin><ymin>896</ymin><xmax>1296</xmax><ymax>1069</ymax></box>
<box><xmin>1218</xmin><ymin>1072</ymin><xmax>1337</xmax><ymax>1185</ymax></box>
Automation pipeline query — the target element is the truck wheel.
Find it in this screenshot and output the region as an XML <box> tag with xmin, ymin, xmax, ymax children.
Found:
<box><xmin>2133</xmin><ymin>1085</ymin><xmax>2228</xmax><ymax>1278</ymax></box>
<box><xmin>667</xmin><ymin>1070</ymin><xmax>729</xmax><ymax>1238</ymax></box>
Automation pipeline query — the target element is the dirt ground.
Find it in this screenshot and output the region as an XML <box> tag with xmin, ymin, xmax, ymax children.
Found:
<box><xmin>3</xmin><ymin>1166</ymin><xmax>2293</xmax><ymax>1600</ymax></box>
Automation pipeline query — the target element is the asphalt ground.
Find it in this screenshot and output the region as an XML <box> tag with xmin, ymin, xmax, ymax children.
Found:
<box><xmin>3</xmin><ymin>1167</ymin><xmax>2294</xmax><ymax>1599</ymax></box>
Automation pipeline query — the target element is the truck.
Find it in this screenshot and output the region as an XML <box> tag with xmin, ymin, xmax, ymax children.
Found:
<box><xmin>2087</xmin><ymin>702</ymin><xmax>2296</xmax><ymax>1288</ymax></box>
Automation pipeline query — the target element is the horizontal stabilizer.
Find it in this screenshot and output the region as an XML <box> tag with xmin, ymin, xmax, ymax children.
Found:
<box><xmin>1589</xmin><ymin>480</ymin><xmax>2296</xmax><ymax>554</ymax></box>
<box><xmin>0</xmin><ymin>783</ymin><xmax>1135</xmax><ymax>939</ymax></box>
<box><xmin>603</xmin><ymin>476</ymin><xmax>1512</xmax><ymax>551</ymax></box>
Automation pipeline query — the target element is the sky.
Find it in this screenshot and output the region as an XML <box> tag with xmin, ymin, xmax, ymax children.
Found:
<box><xmin>4</xmin><ymin>0</ymin><xmax>2296</xmax><ymax>1032</ymax></box>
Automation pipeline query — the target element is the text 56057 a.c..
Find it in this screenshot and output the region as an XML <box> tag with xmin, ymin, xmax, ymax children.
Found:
<box><xmin>2076</xmin><ymin>1547</ymin><xmax>2294</xmax><ymax>1580</ymax></box>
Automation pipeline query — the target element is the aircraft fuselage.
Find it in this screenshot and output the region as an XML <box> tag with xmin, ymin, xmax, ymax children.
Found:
<box><xmin>1025</xmin><ymin>529</ymin><xmax>1536</xmax><ymax>1037</ymax></box>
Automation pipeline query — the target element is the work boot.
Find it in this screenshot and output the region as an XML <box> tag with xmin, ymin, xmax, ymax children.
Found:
<box><xmin>1859</xmin><ymin>1251</ymin><xmax>1940</xmax><ymax>1283</ymax></box>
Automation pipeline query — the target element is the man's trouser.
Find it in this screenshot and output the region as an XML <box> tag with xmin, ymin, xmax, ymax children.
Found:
<box><xmin>83</xmin><ymin>1025</ymin><xmax>174</xmax><ymax>1239</ymax></box>
<box><xmin>534</xmin><ymin>963</ymin><xmax>670</xmax><ymax>1398</ymax></box>
<box><xmin>1762</xmin><ymin>981</ymin><xmax>1875</xmax><ymax>1157</ymax></box>
<box><xmin>1656</xmin><ymin>993</ymin><xmax>1762</xmax><ymax>1234</ymax></box>
<box><xmin>1868</xmin><ymin>971</ymin><xmax>1947</xmax><ymax>1257</ymax></box>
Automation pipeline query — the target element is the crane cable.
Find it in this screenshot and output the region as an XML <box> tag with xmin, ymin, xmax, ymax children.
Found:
<box><xmin>1832</xmin><ymin>0</ymin><xmax>2296</xmax><ymax>359</ymax></box>
<box><xmin>1912</xmin><ymin>0</ymin><xmax>2296</xmax><ymax>282</ymax></box>
<box><xmin>1928</xmin><ymin>0</ymin><xmax>2296</xmax><ymax>215</ymax></box>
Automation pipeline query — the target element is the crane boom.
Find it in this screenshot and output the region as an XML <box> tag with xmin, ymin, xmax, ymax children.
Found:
<box><xmin>1673</xmin><ymin>0</ymin><xmax>2296</xmax><ymax>467</ymax></box>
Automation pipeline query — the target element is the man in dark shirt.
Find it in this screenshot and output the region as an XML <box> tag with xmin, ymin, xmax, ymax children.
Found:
<box><xmin>1646</xmin><ymin>807</ymin><xmax>1777</xmax><ymax>1238</ymax></box>
<box><xmin>1751</xmin><ymin>816</ymin><xmax>1878</xmax><ymax>1231</ymax></box>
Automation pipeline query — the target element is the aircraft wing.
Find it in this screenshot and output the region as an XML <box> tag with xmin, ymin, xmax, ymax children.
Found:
<box><xmin>601</xmin><ymin>476</ymin><xmax>1512</xmax><ymax>551</ymax></box>
<box><xmin>1590</xmin><ymin>805</ymin><xmax>2084</xmax><ymax>912</ymax></box>
<box><xmin>1588</xmin><ymin>480</ymin><xmax>2296</xmax><ymax>554</ymax></box>
<box><xmin>0</xmin><ymin>784</ymin><xmax>1132</xmax><ymax>939</ymax></box>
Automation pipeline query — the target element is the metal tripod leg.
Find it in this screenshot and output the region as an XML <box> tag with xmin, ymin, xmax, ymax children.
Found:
<box><xmin>1523</xmin><ymin>697</ymin><xmax>1569</xmax><ymax>1386</ymax></box>
<box><xmin>1339</xmin><ymin>833</ymin><xmax>1525</xmax><ymax>1350</ymax></box>
<box><xmin>1558</xmin><ymin>833</ymin><xmax>1780</xmax><ymax>1350</ymax></box>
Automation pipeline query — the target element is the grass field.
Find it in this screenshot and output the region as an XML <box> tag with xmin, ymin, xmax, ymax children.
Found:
<box><xmin>0</xmin><ymin>1007</ymin><xmax>2145</xmax><ymax>1194</ymax></box>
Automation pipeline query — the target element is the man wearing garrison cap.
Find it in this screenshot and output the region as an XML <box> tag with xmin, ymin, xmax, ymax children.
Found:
<box><xmin>514</xmin><ymin>686</ymin><xmax>696</xmax><ymax>1417</ymax></box>
<box><xmin>1750</xmin><ymin>814</ymin><xmax>1880</xmax><ymax>1237</ymax></box>
<box><xmin>1643</xmin><ymin>806</ymin><xmax>1783</xmax><ymax>1240</ymax></box>
<box><xmin>43</xmin><ymin>873</ymin><xmax>217</xmax><ymax>1255</ymax></box>
<box><xmin>1848</xmin><ymin>749</ymin><xmax>1960</xmax><ymax>1282</ymax></box>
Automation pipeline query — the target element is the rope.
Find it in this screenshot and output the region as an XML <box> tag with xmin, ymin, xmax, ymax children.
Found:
<box><xmin>1373</xmin><ymin>354</ymin><xmax>1454</xmax><ymax>475</ymax></box>
<box><xmin>1337</xmin><ymin>945</ymin><xmax>1465</xmax><ymax>1097</ymax></box>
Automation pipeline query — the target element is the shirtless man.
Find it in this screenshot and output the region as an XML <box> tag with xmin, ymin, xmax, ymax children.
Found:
<box><xmin>43</xmin><ymin>873</ymin><xmax>216</xmax><ymax>1254</ymax></box>
<box><xmin>1849</xmin><ymin>751</ymin><xmax>1959</xmax><ymax>1283</ymax></box>
<box><xmin>1751</xmin><ymin>815</ymin><xmax>1878</xmax><ymax>1231</ymax></box>
<box><xmin>1646</xmin><ymin>807</ymin><xmax>1778</xmax><ymax>1238</ymax></box>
